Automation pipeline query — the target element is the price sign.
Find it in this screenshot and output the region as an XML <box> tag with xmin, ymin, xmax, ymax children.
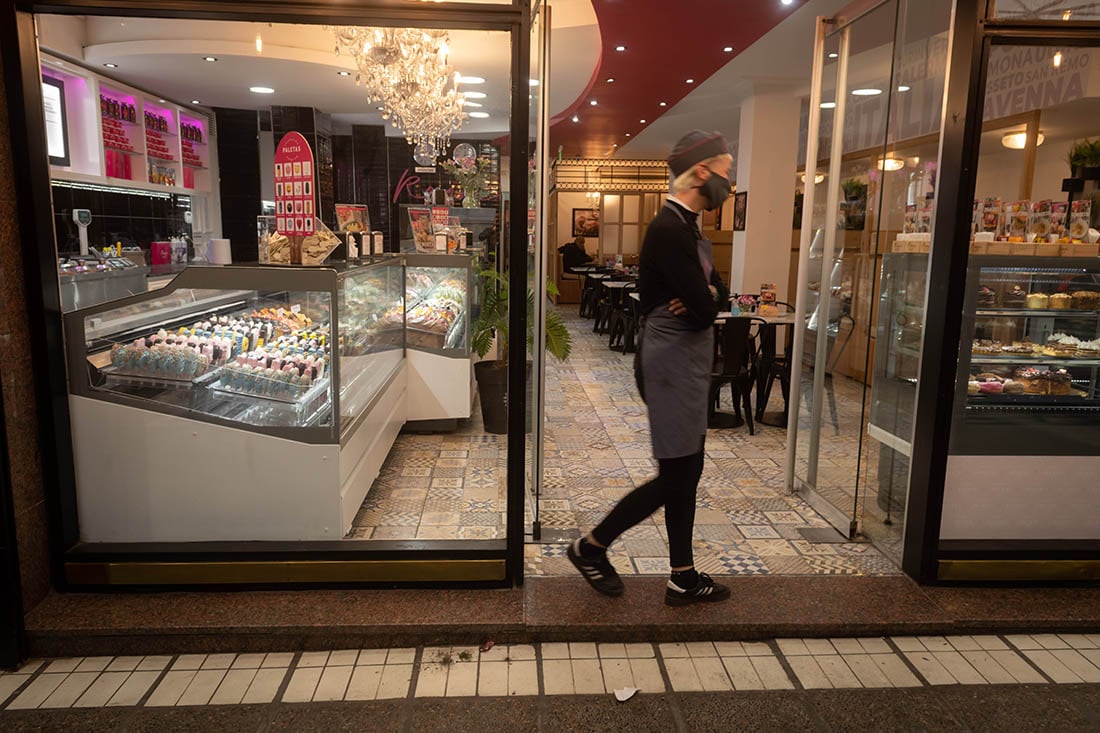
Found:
<box><xmin>274</xmin><ymin>131</ymin><xmax>316</xmax><ymax>237</ymax></box>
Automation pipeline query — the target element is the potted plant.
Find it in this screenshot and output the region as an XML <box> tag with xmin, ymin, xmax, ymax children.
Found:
<box><xmin>1066</xmin><ymin>138</ymin><xmax>1100</xmax><ymax>180</ymax></box>
<box><xmin>471</xmin><ymin>268</ymin><xmax>572</xmax><ymax>434</ymax></box>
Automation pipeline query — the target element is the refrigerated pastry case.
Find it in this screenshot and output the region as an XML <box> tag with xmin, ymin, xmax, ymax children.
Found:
<box><xmin>941</xmin><ymin>256</ymin><xmax>1100</xmax><ymax>541</ymax></box>
<box><xmin>404</xmin><ymin>252</ymin><xmax>482</xmax><ymax>429</ymax></box>
<box><xmin>63</xmin><ymin>260</ymin><xmax>406</xmax><ymax>542</ymax></box>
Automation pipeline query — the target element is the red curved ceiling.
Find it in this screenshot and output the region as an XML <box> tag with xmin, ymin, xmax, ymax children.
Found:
<box><xmin>551</xmin><ymin>0</ymin><xmax>810</xmax><ymax>159</ymax></box>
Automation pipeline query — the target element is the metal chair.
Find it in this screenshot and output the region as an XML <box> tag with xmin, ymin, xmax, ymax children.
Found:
<box><xmin>709</xmin><ymin>317</ymin><xmax>760</xmax><ymax>435</ymax></box>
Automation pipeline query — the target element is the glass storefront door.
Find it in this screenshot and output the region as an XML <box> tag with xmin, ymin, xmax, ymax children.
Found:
<box><xmin>791</xmin><ymin>0</ymin><xmax>952</xmax><ymax>564</ymax></box>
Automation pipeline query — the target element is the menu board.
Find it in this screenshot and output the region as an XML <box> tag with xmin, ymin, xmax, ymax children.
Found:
<box><xmin>408</xmin><ymin>207</ymin><xmax>435</xmax><ymax>252</ymax></box>
<box><xmin>274</xmin><ymin>131</ymin><xmax>316</xmax><ymax>237</ymax></box>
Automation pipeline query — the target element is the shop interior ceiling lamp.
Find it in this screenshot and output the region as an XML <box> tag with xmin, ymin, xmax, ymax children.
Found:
<box><xmin>877</xmin><ymin>156</ymin><xmax>905</xmax><ymax>172</ymax></box>
<box><xmin>1002</xmin><ymin>131</ymin><xmax>1045</xmax><ymax>149</ymax></box>
<box><xmin>328</xmin><ymin>25</ymin><xmax>467</xmax><ymax>155</ymax></box>
<box><xmin>800</xmin><ymin>172</ymin><xmax>826</xmax><ymax>184</ymax></box>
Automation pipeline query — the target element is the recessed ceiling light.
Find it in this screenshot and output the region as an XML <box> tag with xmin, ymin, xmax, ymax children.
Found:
<box><xmin>203</xmin><ymin>56</ymin><xmax>218</xmax><ymax>62</ymax></box>
<box><xmin>615</xmin><ymin>45</ymin><xmax>626</xmax><ymax>52</ymax></box>
<box><xmin>529</xmin><ymin>79</ymin><xmax>539</xmax><ymax>86</ymax></box>
<box><xmin>625</xmin><ymin>133</ymin><xmax>631</xmax><ymax>137</ymax></box>
<box><xmin>828</xmin><ymin>52</ymin><xmax>839</xmax><ymax>59</ymax></box>
<box><xmin>463</xmin><ymin>100</ymin><xmax>483</xmax><ymax>108</ymax></box>
<box><xmin>1002</xmin><ymin>131</ymin><xmax>1045</xmax><ymax>149</ymax></box>
<box><xmin>590</xmin><ymin>99</ymin><xmax>598</xmax><ymax>106</ymax></box>
<box><xmin>640</xmin><ymin>119</ymin><xmax>646</xmax><ymax>124</ymax></box>
<box><xmin>723</xmin><ymin>46</ymin><xmax>734</xmax><ymax>52</ymax></box>
<box><xmin>457</xmin><ymin>74</ymin><xmax>485</xmax><ymax>84</ymax></box>
<box><xmin>782</xmin><ymin>0</ymin><xmax>794</xmax><ymax>6</ymax></box>
<box><xmin>878</xmin><ymin>156</ymin><xmax>905</xmax><ymax>171</ymax></box>
<box><xmin>469</xmin><ymin>111</ymin><xmax>489</xmax><ymax>119</ymax></box>
<box><xmin>852</xmin><ymin>88</ymin><xmax>883</xmax><ymax>96</ymax></box>
<box><xmin>103</xmin><ymin>62</ymin><xmax>118</xmax><ymax>68</ymax></box>
<box><xmin>686</xmin><ymin>78</ymin><xmax>695</xmax><ymax>84</ymax></box>
<box><xmin>337</xmin><ymin>70</ymin><xmax>351</xmax><ymax>76</ymax></box>
<box><xmin>659</xmin><ymin>101</ymin><xmax>668</xmax><ymax>107</ymax></box>
<box><xmin>191</xmin><ymin>99</ymin><xmax>201</xmax><ymax>104</ymax></box>
<box><xmin>820</xmin><ymin>101</ymin><xmax>836</xmax><ymax>109</ymax></box>
<box><xmin>606</xmin><ymin>77</ymin><xmax>615</xmax><ymax>83</ymax></box>
<box><xmin>463</xmin><ymin>91</ymin><xmax>487</xmax><ymax>99</ymax></box>
<box><xmin>897</xmin><ymin>85</ymin><xmax>911</xmax><ymax>92</ymax></box>
<box><xmin>158</xmin><ymin>98</ymin><xmax>166</xmax><ymax>103</ymax></box>
<box><xmin>377</xmin><ymin>106</ymin><xmax>384</xmax><ymax>111</ymax></box>
<box><xmin>249</xmin><ymin>86</ymin><xmax>275</xmax><ymax>94</ymax></box>
<box><xmin>571</xmin><ymin>115</ymin><xmax>580</xmax><ymax>123</ymax></box>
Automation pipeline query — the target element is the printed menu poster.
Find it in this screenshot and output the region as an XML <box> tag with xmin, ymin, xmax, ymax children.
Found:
<box><xmin>408</xmin><ymin>207</ymin><xmax>435</xmax><ymax>253</ymax></box>
<box><xmin>274</xmin><ymin>131</ymin><xmax>316</xmax><ymax>237</ymax></box>
<box><xmin>431</xmin><ymin>206</ymin><xmax>450</xmax><ymax>232</ymax></box>
<box><xmin>335</xmin><ymin>204</ymin><xmax>369</xmax><ymax>232</ymax></box>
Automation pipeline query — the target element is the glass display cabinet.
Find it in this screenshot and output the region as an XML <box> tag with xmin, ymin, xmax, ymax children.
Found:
<box><xmin>404</xmin><ymin>252</ymin><xmax>482</xmax><ymax>428</ymax></box>
<box><xmin>63</xmin><ymin>260</ymin><xmax>407</xmax><ymax>543</ymax></box>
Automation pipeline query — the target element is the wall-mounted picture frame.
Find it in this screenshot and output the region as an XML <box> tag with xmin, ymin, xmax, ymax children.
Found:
<box><xmin>733</xmin><ymin>191</ymin><xmax>748</xmax><ymax>231</ymax></box>
<box><xmin>572</xmin><ymin>207</ymin><xmax>600</xmax><ymax>238</ymax></box>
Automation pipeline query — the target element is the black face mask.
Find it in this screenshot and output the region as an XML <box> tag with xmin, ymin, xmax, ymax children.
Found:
<box><xmin>699</xmin><ymin>170</ymin><xmax>732</xmax><ymax>211</ymax></box>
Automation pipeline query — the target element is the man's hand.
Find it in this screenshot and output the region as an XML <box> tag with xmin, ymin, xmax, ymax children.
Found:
<box><xmin>708</xmin><ymin>285</ymin><xmax>718</xmax><ymax>300</ymax></box>
<box><xmin>668</xmin><ymin>298</ymin><xmax>687</xmax><ymax>316</ymax></box>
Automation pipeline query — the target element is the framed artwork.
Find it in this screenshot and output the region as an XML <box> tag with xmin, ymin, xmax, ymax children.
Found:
<box><xmin>733</xmin><ymin>191</ymin><xmax>748</xmax><ymax>231</ymax></box>
<box><xmin>572</xmin><ymin>207</ymin><xmax>600</xmax><ymax>237</ymax></box>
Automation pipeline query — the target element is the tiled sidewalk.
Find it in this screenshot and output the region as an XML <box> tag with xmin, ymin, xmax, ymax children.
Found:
<box><xmin>4</xmin><ymin>633</ymin><xmax>1099</xmax><ymax>711</ymax></box>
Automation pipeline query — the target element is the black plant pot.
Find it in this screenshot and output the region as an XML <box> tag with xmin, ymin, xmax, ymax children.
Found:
<box><xmin>1074</xmin><ymin>166</ymin><xmax>1100</xmax><ymax>182</ymax></box>
<box><xmin>474</xmin><ymin>360</ymin><xmax>533</xmax><ymax>435</ymax></box>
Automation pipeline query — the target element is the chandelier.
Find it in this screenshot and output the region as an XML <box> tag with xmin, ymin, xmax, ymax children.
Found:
<box><xmin>328</xmin><ymin>26</ymin><xmax>467</xmax><ymax>154</ymax></box>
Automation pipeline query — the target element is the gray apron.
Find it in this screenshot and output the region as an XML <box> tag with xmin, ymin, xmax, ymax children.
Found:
<box><xmin>640</xmin><ymin>203</ymin><xmax>716</xmax><ymax>459</ymax></box>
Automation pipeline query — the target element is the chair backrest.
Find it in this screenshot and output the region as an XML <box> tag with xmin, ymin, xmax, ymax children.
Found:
<box><xmin>716</xmin><ymin>317</ymin><xmax>754</xmax><ymax>377</ymax></box>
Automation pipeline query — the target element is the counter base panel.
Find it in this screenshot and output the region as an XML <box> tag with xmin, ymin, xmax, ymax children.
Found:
<box><xmin>940</xmin><ymin>454</ymin><xmax>1100</xmax><ymax>540</ymax></box>
<box><xmin>72</xmin><ymin>395</ymin><xmax>344</xmax><ymax>543</ymax></box>
<box><xmin>340</xmin><ymin>364</ymin><xmax>407</xmax><ymax>528</ymax></box>
<box><xmin>407</xmin><ymin>350</ymin><xmax>474</xmax><ymax>422</ymax></box>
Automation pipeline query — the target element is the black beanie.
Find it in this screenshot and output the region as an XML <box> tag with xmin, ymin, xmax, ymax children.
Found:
<box><xmin>668</xmin><ymin>130</ymin><xmax>729</xmax><ymax>177</ymax></box>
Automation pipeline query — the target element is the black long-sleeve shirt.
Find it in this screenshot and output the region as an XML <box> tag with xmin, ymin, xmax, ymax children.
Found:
<box><xmin>639</xmin><ymin>200</ymin><xmax>729</xmax><ymax>330</ymax></box>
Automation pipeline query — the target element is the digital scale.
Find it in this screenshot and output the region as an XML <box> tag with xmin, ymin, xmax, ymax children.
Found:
<box><xmin>73</xmin><ymin>208</ymin><xmax>92</xmax><ymax>256</ymax></box>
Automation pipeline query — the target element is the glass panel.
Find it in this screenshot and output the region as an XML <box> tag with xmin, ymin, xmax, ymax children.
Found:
<box><xmin>604</xmin><ymin>194</ymin><xmax>621</xmax><ymax>224</ymax></box>
<box><xmin>862</xmin><ymin>0</ymin><xmax>953</xmax><ymax>564</ymax></box>
<box><xmin>623</xmin><ymin>195</ymin><xmax>640</xmax><ymax>222</ymax></box>
<box><xmin>83</xmin><ymin>285</ymin><xmax>334</xmax><ymax>430</ymax></box>
<box><xmin>338</xmin><ymin>260</ymin><xmax>405</xmax><ymax>432</ymax></box>
<box><xmin>622</xmin><ymin>224</ymin><xmax>641</xmax><ymax>255</ymax></box>
<box><xmin>941</xmin><ymin>41</ymin><xmax>1100</xmax><ymax>543</ymax></box>
<box><xmin>991</xmin><ymin>1</ymin><xmax>1100</xmax><ymax>21</ymax></box>
<box><xmin>602</xmin><ymin>224</ymin><xmax>621</xmax><ymax>260</ymax></box>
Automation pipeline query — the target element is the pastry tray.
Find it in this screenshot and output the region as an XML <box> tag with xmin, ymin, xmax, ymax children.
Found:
<box><xmin>210</xmin><ymin>374</ymin><xmax>330</xmax><ymax>405</ymax></box>
<box><xmin>100</xmin><ymin>363</ymin><xmax>222</xmax><ymax>389</ymax></box>
<box><xmin>406</xmin><ymin>312</ymin><xmax>465</xmax><ymax>350</ymax></box>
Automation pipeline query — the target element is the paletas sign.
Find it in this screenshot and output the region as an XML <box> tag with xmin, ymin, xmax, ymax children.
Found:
<box><xmin>274</xmin><ymin>131</ymin><xmax>316</xmax><ymax>237</ymax></box>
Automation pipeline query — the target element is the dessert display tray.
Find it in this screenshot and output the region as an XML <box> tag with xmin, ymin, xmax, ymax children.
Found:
<box><xmin>406</xmin><ymin>315</ymin><xmax>464</xmax><ymax>351</ymax></box>
<box><xmin>970</xmin><ymin>355</ymin><xmax>1100</xmax><ymax>365</ymax></box>
<box><xmin>101</xmin><ymin>364</ymin><xmax>221</xmax><ymax>389</ymax></box>
<box><xmin>975</xmin><ymin>308</ymin><xmax>1100</xmax><ymax>317</ymax></box>
<box><xmin>210</xmin><ymin>374</ymin><xmax>330</xmax><ymax>406</ymax></box>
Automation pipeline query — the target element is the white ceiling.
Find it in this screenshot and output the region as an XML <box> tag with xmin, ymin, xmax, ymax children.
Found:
<box><xmin>37</xmin><ymin>4</ymin><xmax>599</xmax><ymax>137</ymax></box>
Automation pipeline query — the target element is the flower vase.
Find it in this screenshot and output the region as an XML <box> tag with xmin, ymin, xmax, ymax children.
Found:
<box><xmin>462</xmin><ymin>193</ymin><xmax>481</xmax><ymax>209</ymax></box>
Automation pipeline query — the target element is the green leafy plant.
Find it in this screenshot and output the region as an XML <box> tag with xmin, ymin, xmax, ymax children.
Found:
<box><xmin>1066</xmin><ymin>138</ymin><xmax>1100</xmax><ymax>170</ymax></box>
<box><xmin>841</xmin><ymin>178</ymin><xmax>868</xmax><ymax>202</ymax></box>
<box><xmin>472</xmin><ymin>268</ymin><xmax>572</xmax><ymax>363</ymax></box>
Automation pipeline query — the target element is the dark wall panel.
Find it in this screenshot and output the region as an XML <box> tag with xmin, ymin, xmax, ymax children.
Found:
<box><xmin>213</xmin><ymin>107</ymin><xmax>261</xmax><ymax>262</ymax></box>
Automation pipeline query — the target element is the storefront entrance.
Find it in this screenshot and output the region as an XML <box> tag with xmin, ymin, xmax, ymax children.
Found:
<box><xmin>7</xmin><ymin>0</ymin><xmax>543</xmax><ymax>588</ymax></box>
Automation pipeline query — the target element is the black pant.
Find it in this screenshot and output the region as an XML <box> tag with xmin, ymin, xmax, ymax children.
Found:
<box><xmin>590</xmin><ymin>451</ymin><xmax>704</xmax><ymax>569</ymax></box>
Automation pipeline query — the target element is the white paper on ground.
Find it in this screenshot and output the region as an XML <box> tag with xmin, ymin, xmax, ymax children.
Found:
<box><xmin>614</xmin><ymin>687</ymin><xmax>639</xmax><ymax>702</ymax></box>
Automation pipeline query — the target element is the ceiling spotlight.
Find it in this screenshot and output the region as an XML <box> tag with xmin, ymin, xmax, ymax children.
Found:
<box><xmin>800</xmin><ymin>172</ymin><xmax>826</xmax><ymax>184</ymax></box>
<box><xmin>571</xmin><ymin>115</ymin><xmax>580</xmax><ymax>123</ymax></box>
<box><xmin>782</xmin><ymin>0</ymin><xmax>794</xmax><ymax>5</ymax></box>
<box><xmin>469</xmin><ymin>111</ymin><xmax>490</xmax><ymax>119</ymax></box>
<box><xmin>686</xmin><ymin>78</ymin><xmax>695</xmax><ymax>84</ymax></box>
<box><xmin>255</xmin><ymin>34</ymin><xmax>263</xmax><ymax>54</ymax></box>
<box><xmin>615</xmin><ymin>45</ymin><xmax>626</xmax><ymax>52</ymax></box>
<box><xmin>606</xmin><ymin>77</ymin><xmax>615</xmax><ymax>83</ymax></box>
<box><xmin>203</xmin><ymin>56</ymin><xmax>218</xmax><ymax>62</ymax></box>
<box><xmin>191</xmin><ymin>99</ymin><xmax>201</xmax><ymax>104</ymax></box>
<box><xmin>463</xmin><ymin>100</ymin><xmax>483</xmax><ymax>108</ymax></box>
<box><xmin>1002</xmin><ymin>131</ymin><xmax>1045</xmax><ymax>149</ymax></box>
<box><xmin>457</xmin><ymin>74</ymin><xmax>485</xmax><ymax>84</ymax></box>
<box><xmin>723</xmin><ymin>46</ymin><xmax>734</xmax><ymax>53</ymax></box>
<box><xmin>337</xmin><ymin>70</ymin><xmax>351</xmax><ymax>76</ymax></box>
<box><xmin>1053</xmin><ymin>51</ymin><xmax>1063</xmax><ymax>68</ymax></box>
<box><xmin>249</xmin><ymin>86</ymin><xmax>275</xmax><ymax>94</ymax></box>
<box><xmin>820</xmin><ymin>101</ymin><xmax>836</xmax><ymax>109</ymax></box>
<box><xmin>828</xmin><ymin>52</ymin><xmax>839</xmax><ymax>59</ymax></box>
<box><xmin>852</xmin><ymin>88</ymin><xmax>883</xmax><ymax>96</ymax></box>
<box><xmin>625</xmin><ymin>133</ymin><xmax>631</xmax><ymax>137</ymax></box>
<box><xmin>103</xmin><ymin>62</ymin><xmax>118</xmax><ymax>68</ymax></box>
<box><xmin>590</xmin><ymin>99</ymin><xmax>598</xmax><ymax>106</ymax></box>
<box><xmin>640</xmin><ymin>119</ymin><xmax>646</xmax><ymax>124</ymax></box>
<box><xmin>464</xmin><ymin>91</ymin><xmax>487</xmax><ymax>99</ymax></box>
<box><xmin>659</xmin><ymin>101</ymin><xmax>667</xmax><ymax>107</ymax></box>
<box><xmin>158</xmin><ymin>98</ymin><xmax>166</xmax><ymax>103</ymax></box>
<box><xmin>897</xmin><ymin>85</ymin><xmax>911</xmax><ymax>92</ymax></box>
<box><xmin>377</xmin><ymin>106</ymin><xmax>384</xmax><ymax>111</ymax></box>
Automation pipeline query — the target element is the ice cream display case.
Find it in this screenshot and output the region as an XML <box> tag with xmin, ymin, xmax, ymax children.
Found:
<box><xmin>63</xmin><ymin>260</ymin><xmax>407</xmax><ymax>542</ymax></box>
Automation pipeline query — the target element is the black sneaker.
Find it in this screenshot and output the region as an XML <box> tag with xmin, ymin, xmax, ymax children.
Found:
<box><xmin>665</xmin><ymin>573</ymin><xmax>730</xmax><ymax>606</ymax></box>
<box><xmin>567</xmin><ymin>540</ymin><xmax>625</xmax><ymax>597</ymax></box>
